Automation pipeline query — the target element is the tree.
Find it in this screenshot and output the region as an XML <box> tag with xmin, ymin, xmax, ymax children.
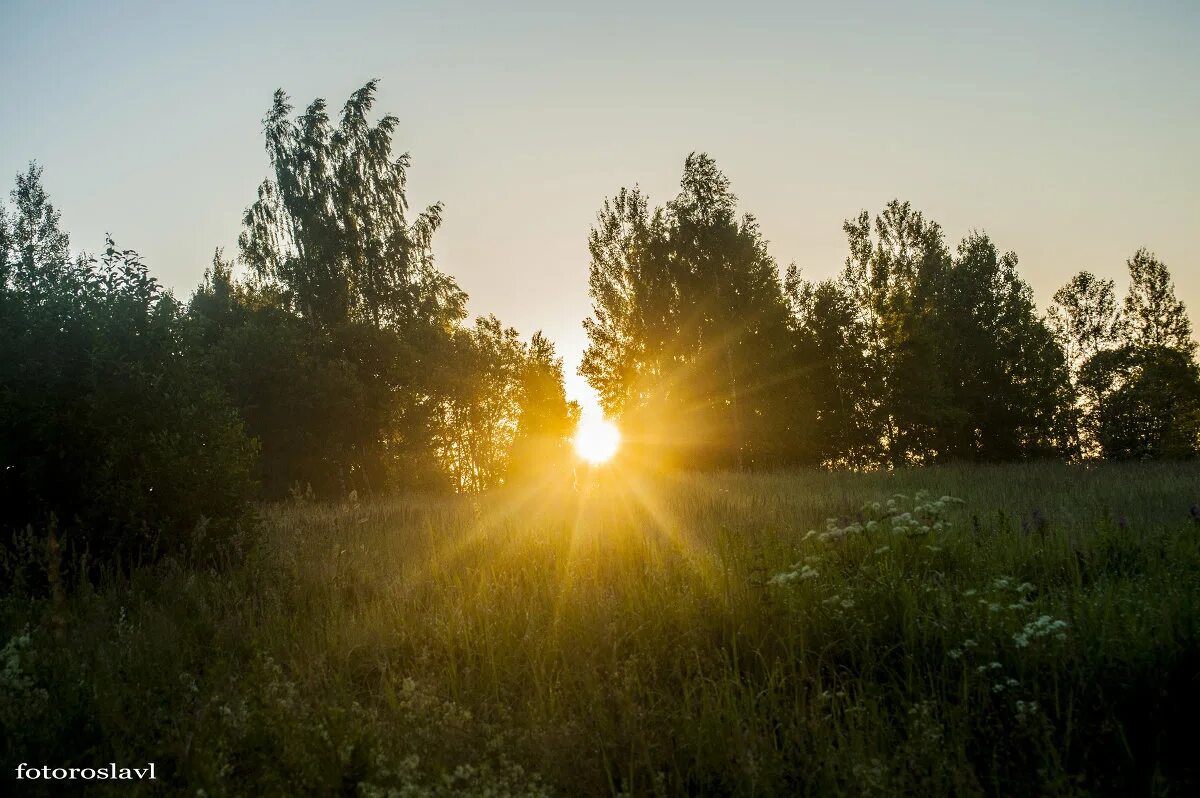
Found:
<box><xmin>826</xmin><ymin>206</ymin><xmax>1073</xmax><ymax>465</ymax></box>
<box><xmin>189</xmin><ymin>256</ymin><xmax>406</xmax><ymax>497</ymax></box>
<box><xmin>195</xmin><ymin>82</ymin><xmax>577</xmax><ymax>496</ymax></box>
<box><xmin>785</xmin><ymin>272</ymin><xmax>876</xmax><ymax>466</ymax></box>
<box><xmin>1121</xmin><ymin>248</ymin><xmax>1193</xmax><ymax>353</ymax></box>
<box><xmin>1048</xmin><ymin>271</ymin><xmax>1122</xmax><ymax>456</ymax></box>
<box><xmin>508</xmin><ymin>333</ymin><xmax>581</xmax><ymax>482</ymax></box>
<box><xmin>1048</xmin><ymin>271</ymin><xmax>1122</xmax><ymax>380</ymax></box>
<box><xmin>1</xmin><ymin>168</ymin><xmax>256</xmax><ymax>575</ymax></box>
<box><xmin>2</xmin><ymin>163</ymin><xmax>71</xmax><ymax>298</ymax></box>
<box><xmin>1080</xmin><ymin>346</ymin><xmax>1200</xmax><ymax>460</ymax></box>
<box><xmin>1074</xmin><ymin>250</ymin><xmax>1200</xmax><ymax>460</ymax></box>
<box><xmin>240</xmin><ymin>80</ymin><xmax>465</xmax><ymax>332</ymax></box>
<box><xmin>839</xmin><ymin>201</ymin><xmax>953</xmax><ymax>465</ymax></box>
<box><xmin>431</xmin><ymin>318</ymin><xmax>575</xmax><ymax>492</ymax></box>
<box><xmin>581</xmin><ymin>154</ymin><xmax>799</xmax><ymax>469</ymax></box>
<box><xmin>198</xmin><ymin>82</ymin><xmax>482</xmax><ymax>496</ymax></box>
<box><xmin>580</xmin><ymin>187</ymin><xmax>675</xmax><ymax>422</ymax></box>
<box><xmin>668</xmin><ymin>154</ymin><xmax>798</xmax><ymax>467</ymax></box>
<box><xmin>937</xmin><ymin>232</ymin><xmax>1075</xmax><ymax>460</ymax></box>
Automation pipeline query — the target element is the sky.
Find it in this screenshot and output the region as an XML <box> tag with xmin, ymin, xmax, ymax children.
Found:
<box><xmin>2</xmin><ymin>0</ymin><xmax>1198</xmax><ymax>411</ymax></box>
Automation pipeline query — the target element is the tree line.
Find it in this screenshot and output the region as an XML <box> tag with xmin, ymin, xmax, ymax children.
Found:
<box><xmin>0</xmin><ymin>82</ymin><xmax>577</xmax><ymax>572</ymax></box>
<box><xmin>1</xmin><ymin>81</ymin><xmax>1197</xmax><ymax>571</ymax></box>
<box><xmin>582</xmin><ymin>154</ymin><xmax>1198</xmax><ymax>469</ymax></box>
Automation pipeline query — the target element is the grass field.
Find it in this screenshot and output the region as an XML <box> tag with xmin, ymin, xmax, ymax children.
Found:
<box><xmin>3</xmin><ymin>462</ymin><xmax>1200</xmax><ymax>796</ymax></box>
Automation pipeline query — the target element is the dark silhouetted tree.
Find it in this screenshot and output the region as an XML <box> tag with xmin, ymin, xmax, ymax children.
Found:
<box><xmin>1120</xmin><ymin>248</ymin><xmax>1193</xmax><ymax>354</ymax></box>
<box><xmin>581</xmin><ymin>154</ymin><xmax>799</xmax><ymax>468</ymax></box>
<box><xmin>435</xmin><ymin>316</ymin><xmax>527</xmax><ymax>493</ymax></box>
<box><xmin>240</xmin><ymin>80</ymin><xmax>464</xmax><ymax>331</ymax></box>
<box><xmin>1075</xmin><ymin>250</ymin><xmax>1199</xmax><ymax>460</ymax></box>
<box><xmin>195</xmin><ymin>82</ymin><xmax>576</xmax><ymax>495</ymax></box>
<box><xmin>1048</xmin><ymin>271</ymin><xmax>1121</xmax><ymax>379</ymax></box>
<box><xmin>839</xmin><ymin>201</ymin><xmax>953</xmax><ymax>465</ymax></box>
<box><xmin>795</xmin><ymin>205</ymin><xmax>1073</xmax><ymax>467</ymax></box>
<box><xmin>937</xmin><ymin>232</ymin><xmax>1075</xmax><ymax>460</ymax></box>
<box><xmin>785</xmin><ymin>272</ymin><xmax>876</xmax><ymax>466</ymax></box>
<box><xmin>580</xmin><ymin>187</ymin><xmax>676</xmax><ymax>422</ymax></box>
<box><xmin>0</xmin><ymin>167</ymin><xmax>256</xmax><ymax>575</ymax></box>
<box><xmin>1080</xmin><ymin>346</ymin><xmax>1200</xmax><ymax>460</ymax></box>
<box><xmin>1049</xmin><ymin>271</ymin><xmax>1122</xmax><ymax>455</ymax></box>
<box><xmin>431</xmin><ymin>318</ymin><xmax>576</xmax><ymax>492</ymax></box>
<box><xmin>196</xmin><ymin>82</ymin><xmax>508</xmax><ymax>496</ymax></box>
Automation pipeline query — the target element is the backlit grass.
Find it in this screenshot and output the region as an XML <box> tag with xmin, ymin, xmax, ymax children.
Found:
<box><xmin>3</xmin><ymin>461</ymin><xmax>1200</xmax><ymax>795</ymax></box>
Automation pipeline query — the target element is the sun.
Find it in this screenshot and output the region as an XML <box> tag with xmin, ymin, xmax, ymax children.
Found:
<box><xmin>573</xmin><ymin>415</ymin><xmax>621</xmax><ymax>464</ymax></box>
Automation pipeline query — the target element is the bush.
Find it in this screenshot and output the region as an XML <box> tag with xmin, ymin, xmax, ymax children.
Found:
<box><xmin>0</xmin><ymin>234</ymin><xmax>257</xmax><ymax>578</ymax></box>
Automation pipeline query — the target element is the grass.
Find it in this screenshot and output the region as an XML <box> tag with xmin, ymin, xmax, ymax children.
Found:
<box><xmin>3</xmin><ymin>461</ymin><xmax>1200</xmax><ymax>796</ymax></box>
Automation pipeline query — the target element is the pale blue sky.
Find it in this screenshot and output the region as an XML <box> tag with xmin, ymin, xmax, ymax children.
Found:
<box><xmin>3</xmin><ymin>0</ymin><xmax>1197</xmax><ymax>407</ymax></box>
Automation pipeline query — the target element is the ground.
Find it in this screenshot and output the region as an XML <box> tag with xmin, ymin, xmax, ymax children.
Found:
<box><xmin>3</xmin><ymin>462</ymin><xmax>1199</xmax><ymax>796</ymax></box>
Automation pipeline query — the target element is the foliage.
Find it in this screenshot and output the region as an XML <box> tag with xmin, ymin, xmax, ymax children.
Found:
<box><xmin>836</xmin><ymin>201</ymin><xmax>953</xmax><ymax>465</ymax></box>
<box><xmin>1047</xmin><ymin>270</ymin><xmax>1121</xmax><ymax>379</ymax></box>
<box><xmin>784</xmin><ymin>275</ymin><xmax>876</xmax><ymax>466</ymax></box>
<box><xmin>1080</xmin><ymin>346</ymin><xmax>1200</xmax><ymax>460</ymax></box>
<box><xmin>0</xmin><ymin>166</ymin><xmax>257</xmax><ymax>573</ymax></box>
<box><xmin>1120</xmin><ymin>248</ymin><xmax>1193</xmax><ymax>353</ymax></box>
<box><xmin>194</xmin><ymin>83</ymin><xmax>575</xmax><ymax>496</ymax></box>
<box><xmin>433</xmin><ymin>317</ymin><xmax>579</xmax><ymax>493</ymax></box>
<box><xmin>507</xmin><ymin>332</ymin><xmax>581</xmax><ymax>484</ymax></box>
<box><xmin>1057</xmin><ymin>249</ymin><xmax>1199</xmax><ymax>459</ymax></box>
<box><xmin>189</xmin><ymin>256</ymin><xmax>421</xmax><ymax>497</ymax></box>
<box><xmin>788</xmin><ymin>202</ymin><xmax>1075</xmax><ymax>467</ymax></box>
<box><xmin>581</xmin><ymin>155</ymin><xmax>802</xmax><ymax>469</ymax></box>
<box><xmin>936</xmin><ymin>232</ymin><xmax>1076</xmax><ymax>460</ymax></box>
<box><xmin>240</xmin><ymin>79</ymin><xmax>464</xmax><ymax>332</ymax></box>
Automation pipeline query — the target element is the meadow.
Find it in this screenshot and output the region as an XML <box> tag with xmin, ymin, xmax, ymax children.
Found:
<box><xmin>3</xmin><ymin>461</ymin><xmax>1200</xmax><ymax>796</ymax></box>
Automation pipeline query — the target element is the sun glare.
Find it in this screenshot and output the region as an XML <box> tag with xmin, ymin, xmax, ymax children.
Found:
<box><xmin>573</xmin><ymin>415</ymin><xmax>621</xmax><ymax>464</ymax></box>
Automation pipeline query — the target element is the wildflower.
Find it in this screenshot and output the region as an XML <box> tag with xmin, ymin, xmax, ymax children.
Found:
<box><xmin>992</xmin><ymin>677</ymin><xmax>1019</xmax><ymax>693</ymax></box>
<box><xmin>1013</xmin><ymin>615</ymin><xmax>1069</xmax><ymax>647</ymax></box>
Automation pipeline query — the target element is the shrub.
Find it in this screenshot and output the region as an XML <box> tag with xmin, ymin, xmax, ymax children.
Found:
<box><xmin>0</xmin><ymin>224</ymin><xmax>257</xmax><ymax>577</ymax></box>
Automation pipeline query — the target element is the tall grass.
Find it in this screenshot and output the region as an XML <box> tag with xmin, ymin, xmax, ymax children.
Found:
<box><xmin>3</xmin><ymin>462</ymin><xmax>1199</xmax><ymax>795</ymax></box>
